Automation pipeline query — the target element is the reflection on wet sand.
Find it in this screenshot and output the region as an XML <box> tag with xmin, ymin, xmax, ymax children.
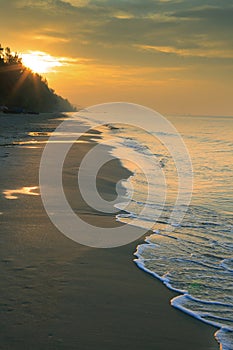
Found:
<box><xmin>3</xmin><ymin>186</ymin><xmax>40</xmax><ymax>200</ymax></box>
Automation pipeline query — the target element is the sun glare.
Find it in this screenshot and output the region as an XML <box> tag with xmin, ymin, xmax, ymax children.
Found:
<box><xmin>21</xmin><ymin>51</ymin><xmax>63</xmax><ymax>73</ymax></box>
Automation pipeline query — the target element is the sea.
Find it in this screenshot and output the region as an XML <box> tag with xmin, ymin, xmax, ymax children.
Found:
<box><xmin>74</xmin><ymin>109</ymin><xmax>233</xmax><ymax>350</ymax></box>
<box><xmin>1</xmin><ymin>109</ymin><xmax>232</xmax><ymax>350</ymax></box>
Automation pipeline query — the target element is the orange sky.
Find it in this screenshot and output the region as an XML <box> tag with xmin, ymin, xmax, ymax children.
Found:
<box><xmin>1</xmin><ymin>0</ymin><xmax>233</xmax><ymax>116</ymax></box>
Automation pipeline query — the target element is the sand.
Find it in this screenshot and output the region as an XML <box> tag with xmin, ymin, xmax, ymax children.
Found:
<box><xmin>0</xmin><ymin>113</ymin><xmax>219</xmax><ymax>349</ymax></box>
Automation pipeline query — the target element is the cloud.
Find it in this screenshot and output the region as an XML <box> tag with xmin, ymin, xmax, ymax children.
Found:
<box><xmin>18</xmin><ymin>0</ymin><xmax>77</xmax><ymax>11</ymax></box>
<box><xmin>173</xmin><ymin>4</ymin><xmax>233</xmax><ymax>21</ymax></box>
<box><xmin>136</xmin><ymin>44</ymin><xmax>233</xmax><ymax>59</ymax></box>
<box><xmin>1</xmin><ymin>0</ymin><xmax>232</xmax><ymax>68</ymax></box>
<box><xmin>2</xmin><ymin>0</ymin><xmax>231</xmax><ymax>115</ymax></box>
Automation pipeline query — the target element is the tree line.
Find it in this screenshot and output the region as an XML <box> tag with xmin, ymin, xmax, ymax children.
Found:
<box><xmin>0</xmin><ymin>45</ymin><xmax>76</xmax><ymax>113</ymax></box>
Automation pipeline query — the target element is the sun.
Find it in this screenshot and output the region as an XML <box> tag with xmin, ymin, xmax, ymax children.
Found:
<box><xmin>21</xmin><ymin>51</ymin><xmax>63</xmax><ymax>74</ymax></box>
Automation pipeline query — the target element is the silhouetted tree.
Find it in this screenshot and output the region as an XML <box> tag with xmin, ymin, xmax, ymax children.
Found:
<box><xmin>0</xmin><ymin>45</ymin><xmax>76</xmax><ymax>113</ymax></box>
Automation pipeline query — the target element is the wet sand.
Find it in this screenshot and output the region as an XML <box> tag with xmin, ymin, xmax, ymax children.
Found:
<box><xmin>0</xmin><ymin>113</ymin><xmax>219</xmax><ymax>349</ymax></box>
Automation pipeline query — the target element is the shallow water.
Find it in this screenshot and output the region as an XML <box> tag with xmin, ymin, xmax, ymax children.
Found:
<box><xmin>77</xmin><ymin>112</ymin><xmax>233</xmax><ymax>350</ymax></box>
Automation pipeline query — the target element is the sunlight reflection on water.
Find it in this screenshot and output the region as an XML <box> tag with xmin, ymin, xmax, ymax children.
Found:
<box><xmin>3</xmin><ymin>186</ymin><xmax>40</xmax><ymax>200</ymax></box>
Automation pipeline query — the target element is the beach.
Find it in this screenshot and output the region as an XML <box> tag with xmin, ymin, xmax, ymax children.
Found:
<box><xmin>0</xmin><ymin>112</ymin><xmax>219</xmax><ymax>350</ymax></box>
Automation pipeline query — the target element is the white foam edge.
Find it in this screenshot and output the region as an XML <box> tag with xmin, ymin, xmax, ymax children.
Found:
<box><xmin>134</xmin><ymin>242</ymin><xmax>233</xmax><ymax>350</ymax></box>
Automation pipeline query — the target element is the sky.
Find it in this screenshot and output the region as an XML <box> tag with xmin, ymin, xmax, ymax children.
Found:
<box><xmin>1</xmin><ymin>0</ymin><xmax>233</xmax><ymax>115</ymax></box>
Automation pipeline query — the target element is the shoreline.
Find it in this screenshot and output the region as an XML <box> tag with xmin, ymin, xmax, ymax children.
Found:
<box><xmin>0</xmin><ymin>112</ymin><xmax>219</xmax><ymax>349</ymax></box>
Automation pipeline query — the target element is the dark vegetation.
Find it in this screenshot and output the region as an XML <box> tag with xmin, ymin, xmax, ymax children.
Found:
<box><xmin>0</xmin><ymin>45</ymin><xmax>76</xmax><ymax>113</ymax></box>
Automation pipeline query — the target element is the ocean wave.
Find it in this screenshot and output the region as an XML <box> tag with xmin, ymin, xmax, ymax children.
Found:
<box><xmin>81</xmin><ymin>111</ymin><xmax>233</xmax><ymax>350</ymax></box>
